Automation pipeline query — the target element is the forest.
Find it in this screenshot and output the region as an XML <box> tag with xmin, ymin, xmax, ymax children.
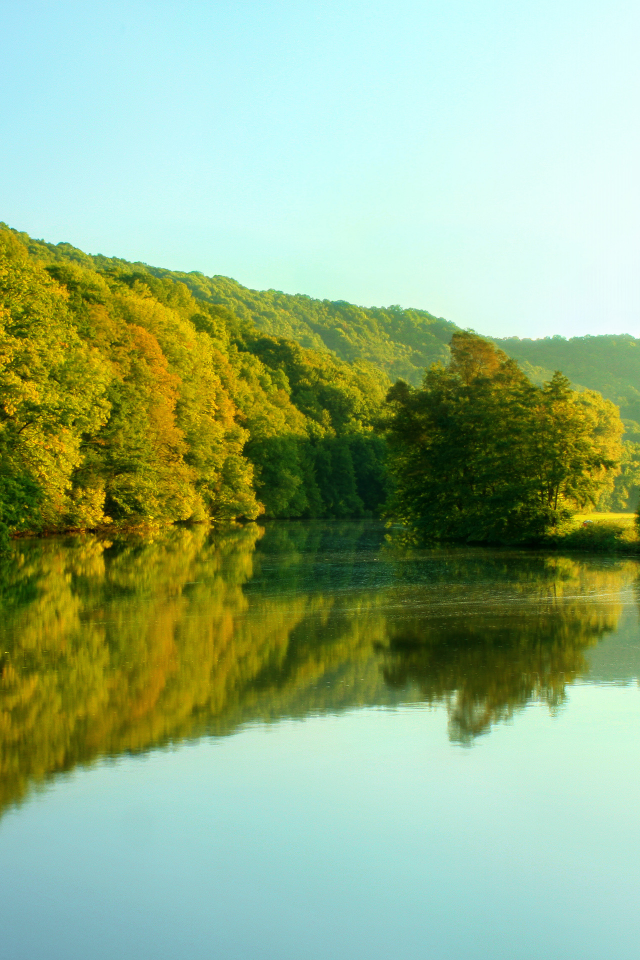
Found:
<box><xmin>0</xmin><ymin>223</ymin><xmax>636</xmax><ymax>544</ymax></box>
<box><xmin>0</xmin><ymin>226</ymin><xmax>389</xmax><ymax>544</ymax></box>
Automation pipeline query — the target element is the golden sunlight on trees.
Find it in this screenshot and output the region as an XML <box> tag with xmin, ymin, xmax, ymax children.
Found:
<box><xmin>0</xmin><ymin>226</ymin><xmax>631</xmax><ymax>545</ymax></box>
<box><xmin>0</xmin><ymin>227</ymin><xmax>390</xmax><ymax>539</ymax></box>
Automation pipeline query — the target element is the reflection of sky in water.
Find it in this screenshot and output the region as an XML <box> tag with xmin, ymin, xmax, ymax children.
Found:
<box><xmin>1</xmin><ymin>686</ymin><xmax>640</xmax><ymax>960</ymax></box>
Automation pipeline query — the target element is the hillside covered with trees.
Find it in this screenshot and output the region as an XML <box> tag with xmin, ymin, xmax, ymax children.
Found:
<box><xmin>150</xmin><ymin>264</ymin><xmax>640</xmax><ymax>427</ymax></box>
<box><xmin>0</xmin><ymin>226</ymin><xmax>389</xmax><ymax>544</ymax></box>
<box><xmin>493</xmin><ymin>335</ymin><xmax>640</xmax><ymax>424</ymax></box>
<box><xmin>2</xmin><ymin>222</ymin><xmax>639</xmax><ymax>542</ymax></box>
<box><xmin>14</xmin><ymin>225</ymin><xmax>640</xmax><ymax>410</ymax></box>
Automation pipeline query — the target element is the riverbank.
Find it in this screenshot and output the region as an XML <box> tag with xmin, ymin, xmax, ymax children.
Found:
<box><xmin>6</xmin><ymin>513</ymin><xmax>640</xmax><ymax>559</ymax></box>
<box><xmin>387</xmin><ymin>512</ymin><xmax>640</xmax><ymax>557</ymax></box>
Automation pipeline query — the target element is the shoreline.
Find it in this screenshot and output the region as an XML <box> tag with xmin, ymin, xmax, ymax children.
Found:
<box><xmin>6</xmin><ymin>514</ymin><xmax>640</xmax><ymax>561</ymax></box>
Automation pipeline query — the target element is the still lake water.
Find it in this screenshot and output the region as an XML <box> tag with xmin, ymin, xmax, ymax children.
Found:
<box><xmin>1</xmin><ymin>521</ymin><xmax>639</xmax><ymax>959</ymax></box>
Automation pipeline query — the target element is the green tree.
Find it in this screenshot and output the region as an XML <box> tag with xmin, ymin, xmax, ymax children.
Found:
<box><xmin>0</xmin><ymin>232</ymin><xmax>111</xmax><ymax>536</ymax></box>
<box><xmin>384</xmin><ymin>332</ymin><xmax>622</xmax><ymax>542</ymax></box>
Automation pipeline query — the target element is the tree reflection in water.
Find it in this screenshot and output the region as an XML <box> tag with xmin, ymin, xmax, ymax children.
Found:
<box><xmin>0</xmin><ymin>523</ymin><xmax>636</xmax><ymax>815</ymax></box>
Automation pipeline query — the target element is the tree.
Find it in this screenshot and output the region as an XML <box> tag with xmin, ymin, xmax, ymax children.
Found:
<box><xmin>384</xmin><ymin>332</ymin><xmax>622</xmax><ymax>542</ymax></box>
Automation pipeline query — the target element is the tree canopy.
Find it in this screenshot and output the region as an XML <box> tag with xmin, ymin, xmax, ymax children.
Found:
<box><xmin>0</xmin><ymin>226</ymin><xmax>390</xmax><ymax>539</ymax></box>
<box><xmin>383</xmin><ymin>333</ymin><xmax>623</xmax><ymax>542</ymax></box>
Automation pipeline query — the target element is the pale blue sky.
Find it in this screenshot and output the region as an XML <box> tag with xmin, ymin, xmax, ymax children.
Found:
<box><xmin>2</xmin><ymin>0</ymin><xmax>639</xmax><ymax>338</ymax></box>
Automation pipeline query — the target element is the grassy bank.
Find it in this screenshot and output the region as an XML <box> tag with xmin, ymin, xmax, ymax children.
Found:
<box><xmin>545</xmin><ymin>512</ymin><xmax>640</xmax><ymax>554</ymax></box>
<box><xmin>387</xmin><ymin>512</ymin><xmax>640</xmax><ymax>557</ymax></box>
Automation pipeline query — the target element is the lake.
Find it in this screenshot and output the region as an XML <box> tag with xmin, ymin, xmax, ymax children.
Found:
<box><xmin>1</xmin><ymin>521</ymin><xmax>639</xmax><ymax>959</ymax></box>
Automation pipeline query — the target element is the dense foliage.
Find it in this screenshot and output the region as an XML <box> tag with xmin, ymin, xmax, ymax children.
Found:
<box><xmin>494</xmin><ymin>333</ymin><xmax>640</xmax><ymax>423</ymax></box>
<box><xmin>384</xmin><ymin>333</ymin><xmax>623</xmax><ymax>543</ymax></box>
<box><xmin>19</xmin><ymin>225</ymin><xmax>640</xmax><ymax>415</ymax></box>
<box><xmin>0</xmin><ymin>226</ymin><xmax>389</xmax><ymax>541</ymax></box>
<box><xmin>1</xmin><ymin>223</ymin><xmax>635</xmax><ymax>541</ymax></box>
<box><xmin>15</xmin><ymin>224</ymin><xmax>640</xmax><ymax>510</ymax></box>
<box><xmin>495</xmin><ymin>335</ymin><xmax>640</xmax><ymax>510</ymax></box>
<box><xmin>12</xmin><ymin>226</ymin><xmax>459</xmax><ymax>385</ymax></box>
<box><xmin>153</xmin><ymin>261</ymin><xmax>640</xmax><ymax>437</ymax></box>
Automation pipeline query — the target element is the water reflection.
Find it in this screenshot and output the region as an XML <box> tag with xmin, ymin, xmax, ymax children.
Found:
<box><xmin>0</xmin><ymin>522</ymin><xmax>638</xmax><ymax>815</ymax></box>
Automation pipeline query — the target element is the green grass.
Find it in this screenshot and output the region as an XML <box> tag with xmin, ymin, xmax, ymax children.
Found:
<box><xmin>548</xmin><ymin>511</ymin><xmax>640</xmax><ymax>554</ymax></box>
<box><xmin>573</xmin><ymin>511</ymin><xmax>636</xmax><ymax>525</ymax></box>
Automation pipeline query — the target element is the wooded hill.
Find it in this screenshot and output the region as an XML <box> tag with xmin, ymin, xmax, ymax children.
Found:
<box><xmin>493</xmin><ymin>335</ymin><xmax>640</xmax><ymax>426</ymax></box>
<box><xmin>0</xmin><ymin>225</ymin><xmax>389</xmax><ymax>540</ymax></box>
<box><xmin>2</xmin><ymin>222</ymin><xmax>640</xmax><ymax>538</ymax></box>
<box><xmin>16</xmin><ymin>226</ymin><xmax>640</xmax><ymax>422</ymax></box>
<box><xmin>137</xmin><ymin>266</ymin><xmax>640</xmax><ymax>426</ymax></box>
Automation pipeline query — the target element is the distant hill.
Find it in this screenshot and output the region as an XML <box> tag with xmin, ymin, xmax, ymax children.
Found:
<box><xmin>493</xmin><ymin>336</ymin><xmax>640</xmax><ymax>425</ymax></box>
<box><xmin>144</xmin><ymin>269</ymin><xmax>459</xmax><ymax>384</ymax></box>
<box><xmin>147</xmin><ymin>270</ymin><xmax>640</xmax><ymax>426</ymax></box>
<box><xmin>17</xmin><ymin>227</ymin><xmax>640</xmax><ymax>422</ymax></box>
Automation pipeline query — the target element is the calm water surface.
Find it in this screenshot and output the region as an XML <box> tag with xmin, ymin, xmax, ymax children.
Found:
<box><xmin>1</xmin><ymin>522</ymin><xmax>639</xmax><ymax>959</ymax></box>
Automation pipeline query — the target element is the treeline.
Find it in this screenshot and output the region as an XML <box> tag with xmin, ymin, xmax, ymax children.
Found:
<box><xmin>12</xmin><ymin>225</ymin><xmax>458</xmax><ymax>385</ymax></box>
<box><xmin>494</xmin><ymin>334</ymin><xmax>640</xmax><ymax>510</ymax></box>
<box><xmin>25</xmin><ymin>225</ymin><xmax>640</xmax><ymax>426</ymax></box>
<box><xmin>494</xmin><ymin>333</ymin><xmax>640</xmax><ymax>423</ymax></box>
<box><xmin>0</xmin><ymin>227</ymin><xmax>389</xmax><ymax>542</ymax></box>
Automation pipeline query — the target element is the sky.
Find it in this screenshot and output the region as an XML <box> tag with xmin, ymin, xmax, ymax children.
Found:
<box><xmin>2</xmin><ymin>0</ymin><xmax>639</xmax><ymax>339</ymax></box>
